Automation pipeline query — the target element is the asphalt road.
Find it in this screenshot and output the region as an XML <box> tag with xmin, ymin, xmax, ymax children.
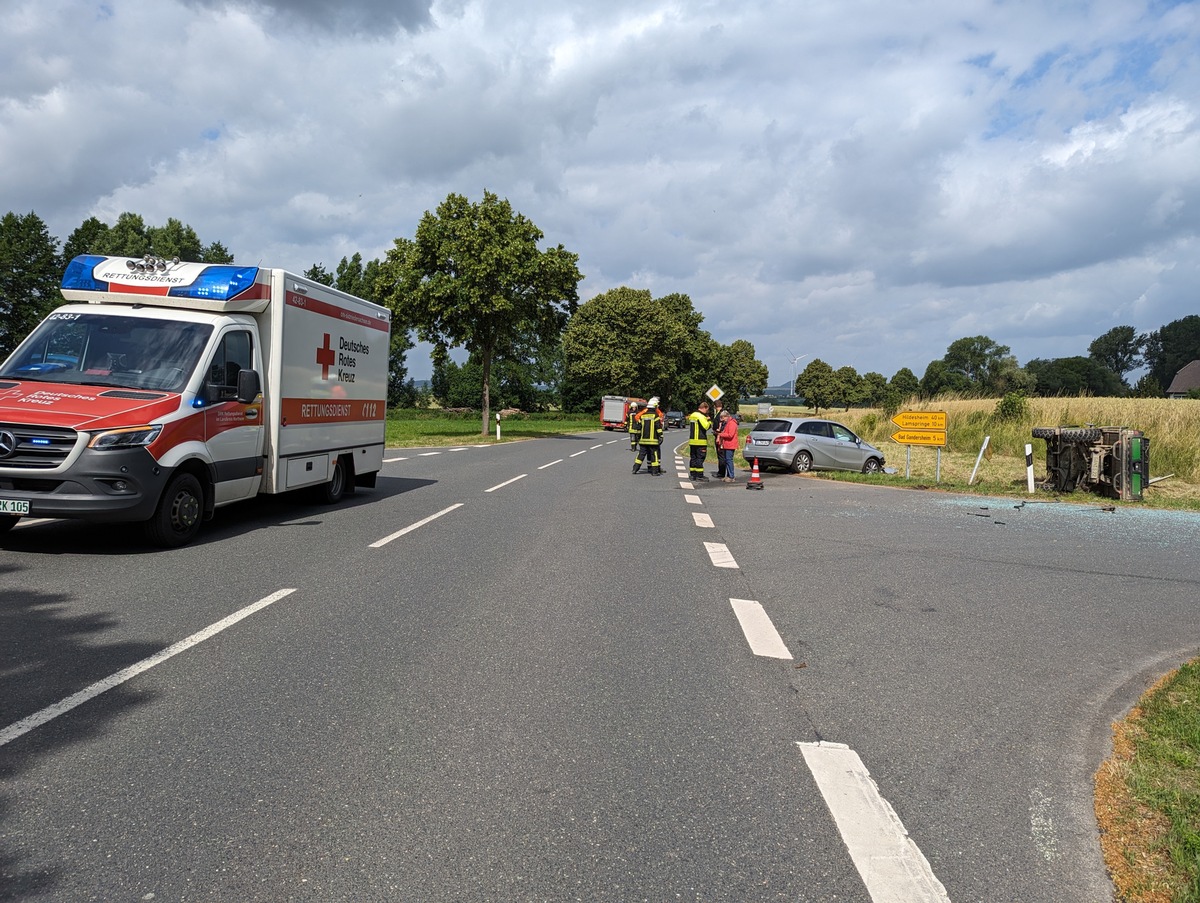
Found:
<box><xmin>2</xmin><ymin>431</ymin><xmax>1197</xmax><ymax>902</ymax></box>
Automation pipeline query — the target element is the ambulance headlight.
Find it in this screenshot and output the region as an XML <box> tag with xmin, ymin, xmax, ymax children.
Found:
<box><xmin>88</xmin><ymin>425</ymin><xmax>164</xmax><ymax>450</ymax></box>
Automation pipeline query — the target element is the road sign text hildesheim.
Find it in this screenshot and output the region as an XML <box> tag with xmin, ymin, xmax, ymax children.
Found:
<box><xmin>890</xmin><ymin>411</ymin><xmax>948</xmax><ymax>480</ymax></box>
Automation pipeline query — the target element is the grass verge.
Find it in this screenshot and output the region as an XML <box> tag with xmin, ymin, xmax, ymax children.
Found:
<box><xmin>1095</xmin><ymin>660</ymin><xmax>1200</xmax><ymax>902</ymax></box>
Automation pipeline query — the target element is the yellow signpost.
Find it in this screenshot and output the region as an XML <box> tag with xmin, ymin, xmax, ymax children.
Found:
<box><xmin>890</xmin><ymin>411</ymin><xmax>947</xmax><ymax>431</ymax></box>
<box><xmin>890</xmin><ymin>411</ymin><xmax>949</xmax><ymax>480</ymax></box>
<box><xmin>890</xmin><ymin>429</ymin><xmax>948</xmax><ymax>447</ymax></box>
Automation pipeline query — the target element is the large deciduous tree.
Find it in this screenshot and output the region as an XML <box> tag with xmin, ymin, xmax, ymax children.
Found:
<box><xmin>1026</xmin><ymin>357</ymin><xmax>1126</xmax><ymax>396</ymax></box>
<box><xmin>794</xmin><ymin>358</ymin><xmax>839</xmax><ymax>414</ymax></box>
<box><xmin>1143</xmin><ymin>315</ymin><xmax>1200</xmax><ymax>391</ymax></box>
<box><xmin>1088</xmin><ymin>325</ymin><xmax>1144</xmax><ymax>381</ymax></box>
<box><xmin>0</xmin><ymin>211</ymin><xmax>61</xmax><ymax>357</ymax></box>
<box><xmin>380</xmin><ymin>191</ymin><xmax>582</xmax><ymax>434</ymax></box>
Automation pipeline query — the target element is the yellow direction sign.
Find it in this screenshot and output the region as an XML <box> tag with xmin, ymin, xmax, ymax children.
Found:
<box><xmin>891</xmin><ymin>410</ymin><xmax>947</xmax><ymax>431</ymax></box>
<box><xmin>891</xmin><ymin>429</ymin><xmax>947</xmax><ymax>447</ymax></box>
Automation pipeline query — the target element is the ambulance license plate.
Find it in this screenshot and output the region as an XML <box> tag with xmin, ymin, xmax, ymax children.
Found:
<box><xmin>0</xmin><ymin>499</ymin><xmax>30</xmax><ymax>515</ymax></box>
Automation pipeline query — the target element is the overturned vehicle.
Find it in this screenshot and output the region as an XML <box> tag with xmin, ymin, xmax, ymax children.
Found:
<box><xmin>1031</xmin><ymin>426</ymin><xmax>1150</xmax><ymax>501</ymax></box>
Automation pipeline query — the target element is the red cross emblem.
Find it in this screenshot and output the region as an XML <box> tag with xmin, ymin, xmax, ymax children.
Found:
<box><xmin>316</xmin><ymin>334</ymin><xmax>336</xmax><ymax>379</ymax></box>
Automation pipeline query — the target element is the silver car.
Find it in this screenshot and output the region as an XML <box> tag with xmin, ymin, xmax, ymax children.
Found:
<box><xmin>743</xmin><ymin>417</ymin><xmax>886</xmax><ymax>474</ymax></box>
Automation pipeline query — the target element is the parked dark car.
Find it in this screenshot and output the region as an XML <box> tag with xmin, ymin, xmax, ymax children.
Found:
<box><xmin>743</xmin><ymin>417</ymin><xmax>885</xmax><ymax>474</ymax></box>
<box><xmin>665</xmin><ymin>410</ymin><xmax>685</xmax><ymax>429</ymax></box>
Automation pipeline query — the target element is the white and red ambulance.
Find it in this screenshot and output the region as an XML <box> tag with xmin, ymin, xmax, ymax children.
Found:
<box><xmin>0</xmin><ymin>254</ymin><xmax>391</xmax><ymax>546</ymax></box>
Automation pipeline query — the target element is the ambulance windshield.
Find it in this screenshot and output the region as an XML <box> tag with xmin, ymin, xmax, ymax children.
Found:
<box><xmin>0</xmin><ymin>313</ymin><xmax>214</xmax><ymax>393</ymax></box>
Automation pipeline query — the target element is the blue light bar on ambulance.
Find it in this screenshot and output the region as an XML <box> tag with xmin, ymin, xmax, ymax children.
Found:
<box><xmin>61</xmin><ymin>256</ymin><xmax>262</xmax><ymax>302</ymax></box>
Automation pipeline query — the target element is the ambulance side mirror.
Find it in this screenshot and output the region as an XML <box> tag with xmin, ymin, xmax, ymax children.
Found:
<box><xmin>236</xmin><ymin>369</ymin><xmax>261</xmax><ymax>404</ymax></box>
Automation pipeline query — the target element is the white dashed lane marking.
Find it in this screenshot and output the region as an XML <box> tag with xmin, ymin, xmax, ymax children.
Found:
<box><xmin>798</xmin><ymin>742</ymin><xmax>951</xmax><ymax>903</ymax></box>
<box><xmin>704</xmin><ymin>542</ymin><xmax>738</xmax><ymax>569</ymax></box>
<box><xmin>693</xmin><ymin>512</ymin><xmax>714</xmax><ymax>528</ymax></box>
<box><xmin>729</xmin><ymin>598</ymin><xmax>792</xmax><ymax>659</ymax></box>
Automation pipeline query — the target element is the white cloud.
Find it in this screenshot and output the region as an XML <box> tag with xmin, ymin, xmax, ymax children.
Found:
<box><xmin>2</xmin><ymin>0</ymin><xmax>1198</xmax><ymax>384</ymax></box>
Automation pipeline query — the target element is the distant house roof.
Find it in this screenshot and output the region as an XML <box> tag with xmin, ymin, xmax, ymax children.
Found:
<box><xmin>1166</xmin><ymin>359</ymin><xmax>1200</xmax><ymax>397</ymax></box>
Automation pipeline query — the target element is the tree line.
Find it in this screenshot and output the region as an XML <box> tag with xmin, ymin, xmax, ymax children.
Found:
<box><xmin>4</xmin><ymin>200</ymin><xmax>1199</xmax><ymax>433</ymax></box>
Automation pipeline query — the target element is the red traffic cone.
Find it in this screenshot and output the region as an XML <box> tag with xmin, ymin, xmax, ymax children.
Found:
<box><xmin>746</xmin><ymin>458</ymin><xmax>764</xmax><ymax>489</ymax></box>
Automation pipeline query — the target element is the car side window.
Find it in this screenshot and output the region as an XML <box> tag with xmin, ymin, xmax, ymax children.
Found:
<box><xmin>207</xmin><ymin>330</ymin><xmax>253</xmax><ymax>402</ymax></box>
<box><xmin>831</xmin><ymin>424</ymin><xmax>855</xmax><ymax>441</ymax></box>
<box><xmin>796</xmin><ymin>422</ymin><xmax>822</xmax><ymax>436</ymax></box>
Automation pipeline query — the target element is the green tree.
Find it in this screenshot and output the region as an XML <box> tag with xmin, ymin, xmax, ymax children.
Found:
<box><xmin>200</xmin><ymin>240</ymin><xmax>234</xmax><ymax>263</ymax></box>
<box><xmin>1144</xmin><ymin>315</ymin><xmax>1200</xmax><ymax>391</ymax></box>
<box><xmin>96</xmin><ymin>212</ymin><xmax>151</xmax><ymax>257</ymax></box>
<box><xmin>1026</xmin><ymin>357</ymin><xmax>1126</xmax><ymax>396</ymax></box>
<box><xmin>1129</xmin><ymin>373</ymin><xmax>1163</xmax><ymax>398</ymax></box>
<box><xmin>720</xmin><ymin>339</ymin><xmax>770</xmax><ymax>401</ymax></box>
<box><xmin>889</xmin><ymin>367</ymin><xmax>920</xmax><ymax>401</ymax></box>
<box><xmin>146</xmin><ymin>217</ymin><xmax>203</xmax><ymax>261</ymax></box>
<box><xmin>834</xmin><ymin>365</ymin><xmax>866</xmax><ymax>411</ymax></box>
<box><xmin>380</xmin><ymin>191</ymin><xmax>582</xmax><ymax>434</ymax></box>
<box><xmin>919</xmin><ymin>359</ymin><xmax>971</xmax><ymax>398</ymax></box>
<box><xmin>794</xmin><ymin>358</ymin><xmax>839</xmax><ymax>414</ymax></box>
<box><xmin>0</xmin><ymin>211</ymin><xmax>62</xmax><ymax>357</ymax></box>
<box><xmin>941</xmin><ymin>335</ymin><xmax>1017</xmax><ymax>394</ymax></box>
<box><xmin>861</xmin><ymin>372</ymin><xmax>889</xmax><ymax>406</ymax></box>
<box><xmin>1088</xmin><ymin>325</ymin><xmax>1145</xmax><ymax>381</ymax></box>
<box><xmin>62</xmin><ymin>216</ymin><xmax>109</xmax><ymax>262</ymax></box>
<box><xmin>560</xmin><ymin>286</ymin><xmax>687</xmax><ymax>412</ymax></box>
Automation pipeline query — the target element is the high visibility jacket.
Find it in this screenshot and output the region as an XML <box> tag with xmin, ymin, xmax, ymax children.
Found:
<box><xmin>638</xmin><ymin>409</ymin><xmax>663</xmax><ymax>445</ymax></box>
<box><xmin>626</xmin><ymin>408</ymin><xmax>639</xmax><ymax>433</ymax></box>
<box><xmin>688</xmin><ymin>411</ymin><xmax>711</xmax><ymax>446</ymax></box>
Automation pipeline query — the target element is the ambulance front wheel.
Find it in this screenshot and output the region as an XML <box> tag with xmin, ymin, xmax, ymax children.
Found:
<box><xmin>145</xmin><ymin>472</ymin><xmax>204</xmax><ymax>548</ymax></box>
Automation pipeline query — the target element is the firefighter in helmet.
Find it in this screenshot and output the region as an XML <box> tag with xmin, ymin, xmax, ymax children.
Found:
<box><xmin>626</xmin><ymin>401</ymin><xmax>641</xmax><ymax>453</ymax></box>
<box><xmin>687</xmin><ymin>400</ymin><xmax>712</xmax><ymax>482</ymax></box>
<box><xmin>633</xmin><ymin>397</ymin><xmax>664</xmax><ymax>475</ymax></box>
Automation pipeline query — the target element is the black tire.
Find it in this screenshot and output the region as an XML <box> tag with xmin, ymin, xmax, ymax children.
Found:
<box><xmin>1060</xmin><ymin>428</ymin><xmax>1102</xmax><ymax>443</ymax></box>
<box><xmin>791</xmin><ymin>450</ymin><xmax>813</xmax><ymax>473</ymax></box>
<box><xmin>313</xmin><ymin>456</ymin><xmax>348</xmax><ymax>504</ymax></box>
<box><xmin>862</xmin><ymin>457</ymin><xmax>882</xmax><ymax>474</ymax></box>
<box><xmin>0</xmin><ymin>515</ymin><xmax>19</xmax><ymax>534</ymax></box>
<box><xmin>1031</xmin><ymin>427</ymin><xmax>1057</xmax><ymax>440</ymax></box>
<box><xmin>144</xmin><ymin>472</ymin><xmax>204</xmax><ymax>548</ymax></box>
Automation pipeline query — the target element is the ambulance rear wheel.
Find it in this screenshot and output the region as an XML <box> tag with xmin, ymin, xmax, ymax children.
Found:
<box><xmin>145</xmin><ymin>473</ymin><xmax>204</xmax><ymax>548</ymax></box>
<box><xmin>314</xmin><ymin>456</ymin><xmax>349</xmax><ymax>504</ymax></box>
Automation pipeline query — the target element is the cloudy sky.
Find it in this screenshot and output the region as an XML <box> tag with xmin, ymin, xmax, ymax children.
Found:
<box><xmin>3</xmin><ymin>0</ymin><xmax>1198</xmax><ymax>384</ymax></box>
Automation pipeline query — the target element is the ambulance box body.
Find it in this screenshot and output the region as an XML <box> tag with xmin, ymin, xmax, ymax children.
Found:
<box><xmin>0</xmin><ymin>255</ymin><xmax>391</xmax><ymax>546</ymax></box>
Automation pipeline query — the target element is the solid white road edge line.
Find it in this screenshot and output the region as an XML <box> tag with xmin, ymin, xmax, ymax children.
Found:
<box><xmin>370</xmin><ymin>503</ymin><xmax>464</xmax><ymax>548</ymax></box>
<box><xmin>797</xmin><ymin>741</ymin><xmax>952</xmax><ymax>903</ymax></box>
<box><xmin>485</xmin><ymin>474</ymin><xmax>527</xmax><ymax>493</ymax></box>
<box><xmin>729</xmin><ymin>598</ymin><xmax>792</xmax><ymax>659</ymax></box>
<box><xmin>693</xmin><ymin>512</ymin><xmax>715</xmax><ymax>528</ymax></box>
<box><xmin>704</xmin><ymin>542</ymin><xmax>738</xmax><ymax>569</ymax></box>
<box><xmin>0</xmin><ymin>589</ymin><xmax>298</xmax><ymax>749</ymax></box>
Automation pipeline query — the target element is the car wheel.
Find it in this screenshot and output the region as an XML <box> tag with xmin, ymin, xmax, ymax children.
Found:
<box><xmin>791</xmin><ymin>450</ymin><xmax>813</xmax><ymax>473</ymax></box>
<box><xmin>862</xmin><ymin>457</ymin><xmax>882</xmax><ymax>474</ymax></box>
<box><xmin>144</xmin><ymin>472</ymin><xmax>204</xmax><ymax>547</ymax></box>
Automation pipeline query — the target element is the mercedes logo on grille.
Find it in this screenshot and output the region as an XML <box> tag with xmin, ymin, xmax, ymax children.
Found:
<box><xmin>0</xmin><ymin>430</ymin><xmax>17</xmax><ymax>459</ymax></box>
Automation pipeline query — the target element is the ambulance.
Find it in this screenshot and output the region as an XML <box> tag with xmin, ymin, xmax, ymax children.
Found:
<box><xmin>0</xmin><ymin>254</ymin><xmax>391</xmax><ymax>546</ymax></box>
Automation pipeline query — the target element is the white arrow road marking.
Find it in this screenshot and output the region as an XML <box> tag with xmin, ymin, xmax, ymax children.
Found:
<box><xmin>797</xmin><ymin>742</ymin><xmax>952</xmax><ymax>903</ymax></box>
<box><xmin>729</xmin><ymin>598</ymin><xmax>792</xmax><ymax>659</ymax></box>
<box><xmin>0</xmin><ymin>589</ymin><xmax>298</xmax><ymax>748</ymax></box>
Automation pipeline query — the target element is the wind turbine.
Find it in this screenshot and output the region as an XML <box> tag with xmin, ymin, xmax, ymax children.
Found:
<box><xmin>786</xmin><ymin>349</ymin><xmax>808</xmax><ymax>397</ymax></box>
